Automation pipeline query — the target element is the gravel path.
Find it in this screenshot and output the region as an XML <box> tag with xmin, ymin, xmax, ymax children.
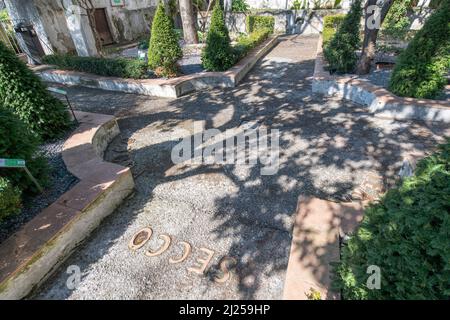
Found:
<box><xmin>0</xmin><ymin>128</ymin><xmax>78</xmax><ymax>244</ymax></box>
<box><xmin>35</xmin><ymin>35</ymin><xmax>449</xmax><ymax>300</ymax></box>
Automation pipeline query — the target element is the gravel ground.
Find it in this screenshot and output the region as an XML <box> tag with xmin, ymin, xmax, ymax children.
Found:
<box><xmin>0</xmin><ymin>128</ymin><xmax>78</xmax><ymax>244</ymax></box>
<box><xmin>35</xmin><ymin>35</ymin><xmax>450</xmax><ymax>300</ymax></box>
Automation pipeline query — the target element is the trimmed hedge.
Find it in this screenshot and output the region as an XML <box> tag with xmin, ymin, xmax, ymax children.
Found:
<box><xmin>0</xmin><ymin>42</ymin><xmax>70</xmax><ymax>140</ymax></box>
<box><xmin>201</xmin><ymin>2</ymin><xmax>235</xmax><ymax>71</ymax></box>
<box><xmin>333</xmin><ymin>138</ymin><xmax>450</xmax><ymax>299</ymax></box>
<box><xmin>0</xmin><ymin>177</ymin><xmax>21</xmax><ymax>223</ymax></box>
<box><xmin>388</xmin><ymin>0</ymin><xmax>450</xmax><ymax>99</ymax></box>
<box><xmin>148</xmin><ymin>2</ymin><xmax>183</xmax><ymax>77</ymax></box>
<box><xmin>323</xmin><ymin>0</ymin><xmax>362</xmax><ymax>73</ymax></box>
<box><xmin>0</xmin><ymin>107</ymin><xmax>48</xmax><ymax>193</ymax></box>
<box><xmin>246</xmin><ymin>15</ymin><xmax>275</xmax><ymax>34</ymax></box>
<box><xmin>43</xmin><ymin>54</ymin><xmax>148</xmax><ymax>79</ymax></box>
<box><xmin>322</xmin><ymin>14</ymin><xmax>346</xmax><ymax>47</ymax></box>
<box><xmin>234</xmin><ymin>28</ymin><xmax>272</xmax><ymax>60</ymax></box>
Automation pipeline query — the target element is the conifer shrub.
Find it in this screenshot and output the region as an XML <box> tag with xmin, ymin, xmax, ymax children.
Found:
<box><xmin>323</xmin><ymin>0</ymin><xmax>362</xmax><ymax>73</ymax></box>
<box><xmin>148</xmin><ymin>2</ymin><xmax>183</xmax><ymax>77</ymax></box>
<box><xmin>0</xmin><ymin>42</ymin><xmax>70</xmax><ymax>139</ymax></box>
<box><xmin>0</xmin><ymin>107</ymin><xmax>48</xmax><ymax>193</ymax></box>
<box><xmin>388</xmin><ymin>0</ymin><xmax>450</xmax><ymax>99</ymax></box>
<box><xmin>201</xmin><ymin>1</ymin><xmax>236</xmax><ymax>71</ymax></box>
<box><xmin>333</xmin><ymin>139</ymin><xmax>450</xmax><ymax>299</ymax></box>
<box><xmin>0</xmin><ymin>177</ymin><xmax>21</xmax><ymax>223</ymax></box>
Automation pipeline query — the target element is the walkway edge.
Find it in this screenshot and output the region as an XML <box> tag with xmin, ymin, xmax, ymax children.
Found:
<box><xmin>0</xmin><ymin>111</ymin><xmax>134</xmax><ymax>299</ymax></box>
<box><xmin>312</xmin><ymin>36</ymin><xmax>450</xmax><ymax>123</ymax></box>
<box><xmin>36</xmin><ymin>36</ymin><xmax>279</xmax><ymax>98</ymax></box>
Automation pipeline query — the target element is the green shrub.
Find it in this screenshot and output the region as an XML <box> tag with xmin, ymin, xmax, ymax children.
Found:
<box><xmin>0</xmin><ymin>177</ymin><xmax>22</xmax><ymax>223</ymax></box>
<box><xmin>388</xmin><ymin>0</ymin><xmax>450</xmax><ymax>99</ymax></box>
<box><xmin>0</xmin><ymin>42</ymin><xmax>70</xmax><ymax>140</ymax></box>
<box><xmin>43</xmin><ymin>54</ymin><xmax>148</xmax><ymax>79</ymax></box>
<box><xmin>201</xmin><ymin>1</ymin><xmax>235</xmax><ymax>71</ymax></box>
<box><xmin>382</xmin><ymin>0</ymin><xmax>414</xmax><ymax>40</ymax></box>
<box><xmin>322</xmin><ymin>14</ymin><xmax>346</xmax><ymax>47</ymax></box>
<box><xmin>232</xmin><ymin>0</ymin><xmax>249</xmax><ymax>12</ymax></box>
<box><xmin>0</xmin><ymin>107</ymin><xmax>48</xmax><ymax>193</ymax></box>
<box><xmin>148</xmin><ymin>2</ymin><xmax>183</xmax><ymax>77</ymax></box>
<box><xmin>234</xmin><ymin>28</ymin><xmax>271</xmax><ymax>60</ymax></box>
<box><xmin>246</xmin><ymin>15</ymin><xmax>275</xmax><ymax>34</ymax></box>
<box><xmin>323</xmin><ymin>0</ymin><xmax>362</xmax><ymax>73</ymax></box>
<box><xmin>333</xmin><ymin>138</ymin><xmax>450</xmax><ymax>299</ymax></box>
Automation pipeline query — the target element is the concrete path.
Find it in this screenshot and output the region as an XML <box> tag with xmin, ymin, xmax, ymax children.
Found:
<box><xmin>35</xmin><ymin>35</ymin><xmax>449</xmax><ymax>300</ymax></box>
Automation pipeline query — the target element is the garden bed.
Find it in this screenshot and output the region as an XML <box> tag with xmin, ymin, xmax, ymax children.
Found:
<box><xmin>312</xmin><ymin>36</ymin><xmax>450</xmax><ymax>123</ymax></box>
<box><xmin>0</xmin><ymin>128</ymin><xmax>78</xmax><ymax>245</ymax></box>
<box><xmin>36</xmin><ymin>35</ymin><xmax>279</xmax><ymax>98</ymax></box>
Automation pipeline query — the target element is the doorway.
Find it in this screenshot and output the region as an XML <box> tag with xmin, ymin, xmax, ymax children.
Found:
<box><xmin>94</xmin><ymin>8</ymin><xmax>114</xmax><ymax>45</ymax></box>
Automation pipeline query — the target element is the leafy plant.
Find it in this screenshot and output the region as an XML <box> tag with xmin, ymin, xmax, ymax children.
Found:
<box><xmin>43</xmin><ymin>55</ymin><xmax>148</xmax><ymax>79</ymax></box>
<box><xmin>389</xmin><ymin>0</ymin><xmax>450</xmax><ymax>99</ymax></box>
<box><xmin>323</xmin><ymin>0</ymin><xmax>362</xmax><ymax>73</ymax></box>
<box><xmin>0</xmin><ymin>176</ymin><xmax>22</xmax><ymax>223</ymax></box>
<box><xmin>333</xmin><ymin>138</ymin><xmax>450</xmax><ymax>299</ymax></box>
<box><xmin>0</xmin><ymin>42</ymin><xmax>70</xmax><ymax>140</ymax></box>
<box><xmin>234</xmin><ymin>28</ymin><xmax>272</xmax><ymax>60</ymax></box>
<box><xmin>246</xmin><ymin>15</ymin><xmax>275</xmax><ymax>34</ymax></box>
<box><xmin>382</xmin><ymin>0</ymin><xmax>414</xmax><ymax>40</ymax></box>
<box><xmin>0</xmin><ymin>107</ymin><xmax>48</xmax><ymax>193</ymax></box>
<box><xmin>148</xmin><ymin>2</ymin><xmax>183</xmax><ymax>77</ymax></box>
<box><xmin>201</xmin><ymin>1</ymin><xmax>235</xmax><ymax>71</ymax></box>
<box><xmin>322</xmin><ymin>14</ymin><xmax>346</xmax><ymax>47</ymax></box>
<box><xmin>232</xmin><ymin>0</ymin><xmax>249</xmax><ymax>12</ymax></box>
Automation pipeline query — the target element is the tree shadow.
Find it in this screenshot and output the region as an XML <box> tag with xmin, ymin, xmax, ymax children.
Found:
<box><xmin>38</xmin><ymin>35</ymin><xmax>448</xmax><ymax>299</ymax></box>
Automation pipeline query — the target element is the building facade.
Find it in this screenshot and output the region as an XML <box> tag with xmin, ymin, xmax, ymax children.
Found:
<box><xmin>4</xmin><ymin>0</ymin><xmax>157</xmax><ymax>62</ymax></box>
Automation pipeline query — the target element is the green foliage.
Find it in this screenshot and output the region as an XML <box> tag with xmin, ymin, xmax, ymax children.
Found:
<box><xmin>333</xmin><ymin>139</ymin><xmax>450</xmax><ymax>299</ymax></box>
<box><xmin>0</xmin><ymin>9</ymin><xmax>9</xmax><ymax>20</ymax></box>
<box><xmin>388</xmin><ymin>0</ymin><xmax>450</xmax><ymax>99</ymax></box>
<box><xmin>201</xmin><ymin>1</ymin><xmax>235</xmax><ymax>71</ymax></box>
<box><xmin>234</xmin><ymin>28</ymin><xmax>271</xmax><ymax>60</ymax></box>
<box><xmin>43</xmin><ymin>54</ymin><xmax>148</xmax><ymax>79</ymax></box>
<box><xmin>322</xmin><ymin>14</ymin><xmax>346</xmax><ymax>47</ymax></box>
<box><xmin>0</xmin><ymin>42</ymin><xmax>70</xmax><ymax>140</ymax></box>
<box><xmin>0</xmin><ymin>177</ymin><xmax>21</xmax><ymax>223</ymax></box>
<box><xmin>291</xmin><ymin>0</ymin><xmax>304</xmax><ymax>10</ymax></box>
<box><xmin>148</xmin><ymin>2</ymin><xmax>182</xmax><ymax>77</ymax></box>
<box><xmin>246</xmin><ymin>15</ymin><xmax>275</xmax><ymax>34</ymax></box>
<box><xmin>232</xmin><ymin>0</ymin><xmax>249</xmax><ymax>12</ymax></box>
<box><xmin>0</xmin><ymin>107</ymin><xmax>48</xmax><ymax>193</ymax></box>
<box><xmin>382</xmin><ymin>0</ymin><xmax>414</xmax><ymax>40</ymax></box>
<box><xmin>323</xmin><ymin>0</ymin><xmax>362</xmax><ymax>73</ymax></box>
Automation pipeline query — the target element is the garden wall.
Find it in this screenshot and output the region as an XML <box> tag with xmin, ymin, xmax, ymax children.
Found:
<box><xmin>216</xmin><ymin>7</ymin><xmax>434</xmax><ymax>36</ymax></box>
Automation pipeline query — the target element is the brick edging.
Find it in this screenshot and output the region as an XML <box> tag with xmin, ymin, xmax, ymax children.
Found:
<box><xmin>36</xmin><ymin>36</ymin><xmax>279</xmax><ymax>98</ymax></box>
<box><xmin>0</xmin><ymin>111</ymin><xmax>135</xmax><ymax>299</ymax></box>
<box><xmin>312</xmin><ymin>36</ymin><xmax>450</xmax><ymax>123</ymax></box>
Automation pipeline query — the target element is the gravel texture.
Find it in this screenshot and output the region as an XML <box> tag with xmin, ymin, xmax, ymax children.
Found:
<box><xmin>0</xmin><ymin>128</ymin><xmax>78</xmax><ymax>244</ymax></box>
<box><xmin>35</xmin><ymin>35</ymin><xmax>449</xmax><ymax>300</ymax></box>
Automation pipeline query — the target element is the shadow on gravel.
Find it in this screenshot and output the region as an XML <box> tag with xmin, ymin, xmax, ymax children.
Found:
<box><xmin>41</xmin><ymin>35</ymin><xmax>448</xmax><ymax>299</ymax></box>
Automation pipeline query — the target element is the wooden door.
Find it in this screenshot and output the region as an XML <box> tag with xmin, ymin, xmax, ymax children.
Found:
<box><xmin>94</xmin><ymin>8</ymin><xmax>114</xmax><ymax>45</ymax></box>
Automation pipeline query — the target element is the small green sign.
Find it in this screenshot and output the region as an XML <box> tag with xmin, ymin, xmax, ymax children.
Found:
<box><xmin>0</xmin><ymin>158</ymin><xmax>26</xmax><ymax>168</ymax></box>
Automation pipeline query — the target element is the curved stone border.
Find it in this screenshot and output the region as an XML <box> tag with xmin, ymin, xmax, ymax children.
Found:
<box><xmin>312</xmin><ymin>37</ymin><xmax>450</xmax><ymax>123</ymax></box>
<box><xmin>36</xmin><ymin>36</ymin><xmax>279</xmax><ymax>98</ymax></box>
<box><xmin>0</xmin><ymin>111</ymin><xmax>134</xmax><ymax>299</ymax></box>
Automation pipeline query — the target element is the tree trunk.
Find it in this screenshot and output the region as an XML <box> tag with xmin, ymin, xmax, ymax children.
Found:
<box><xmin>179</xmin><ymin>0</ymin><xmax>198</xmax><ymax>44</ymax></box>
<box><xmin>356</xmin><ymin>0</ymin><xmax>394</xmax><ymax>75</ymax></box>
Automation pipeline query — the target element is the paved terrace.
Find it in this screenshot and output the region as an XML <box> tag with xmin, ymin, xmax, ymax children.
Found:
<box><xmin>35</xmin><ymin>35</ymin><xmax>449</xmax><ymax>299</ymax></box>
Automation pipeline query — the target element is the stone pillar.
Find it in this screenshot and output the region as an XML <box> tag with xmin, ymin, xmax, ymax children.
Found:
<box><xmin>62</xmin><ymin>0</ymin><xmax>98</xmax><ymax>57</ymax></box>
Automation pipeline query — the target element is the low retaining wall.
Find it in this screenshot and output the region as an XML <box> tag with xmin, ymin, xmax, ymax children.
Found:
<box><xmin>37</xmin><ymin>36</ymin><xmax>279</xmax><ymax>98</ymax></box>
<box><xmin>312</xmin><ymin>37</ymin><xmax>450</xmax><ymax>123</ymax></box>
<box><xmin>0</xmin><ymin>111</ymin><xmax>134</xmax><ymax>299</ymax></box>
